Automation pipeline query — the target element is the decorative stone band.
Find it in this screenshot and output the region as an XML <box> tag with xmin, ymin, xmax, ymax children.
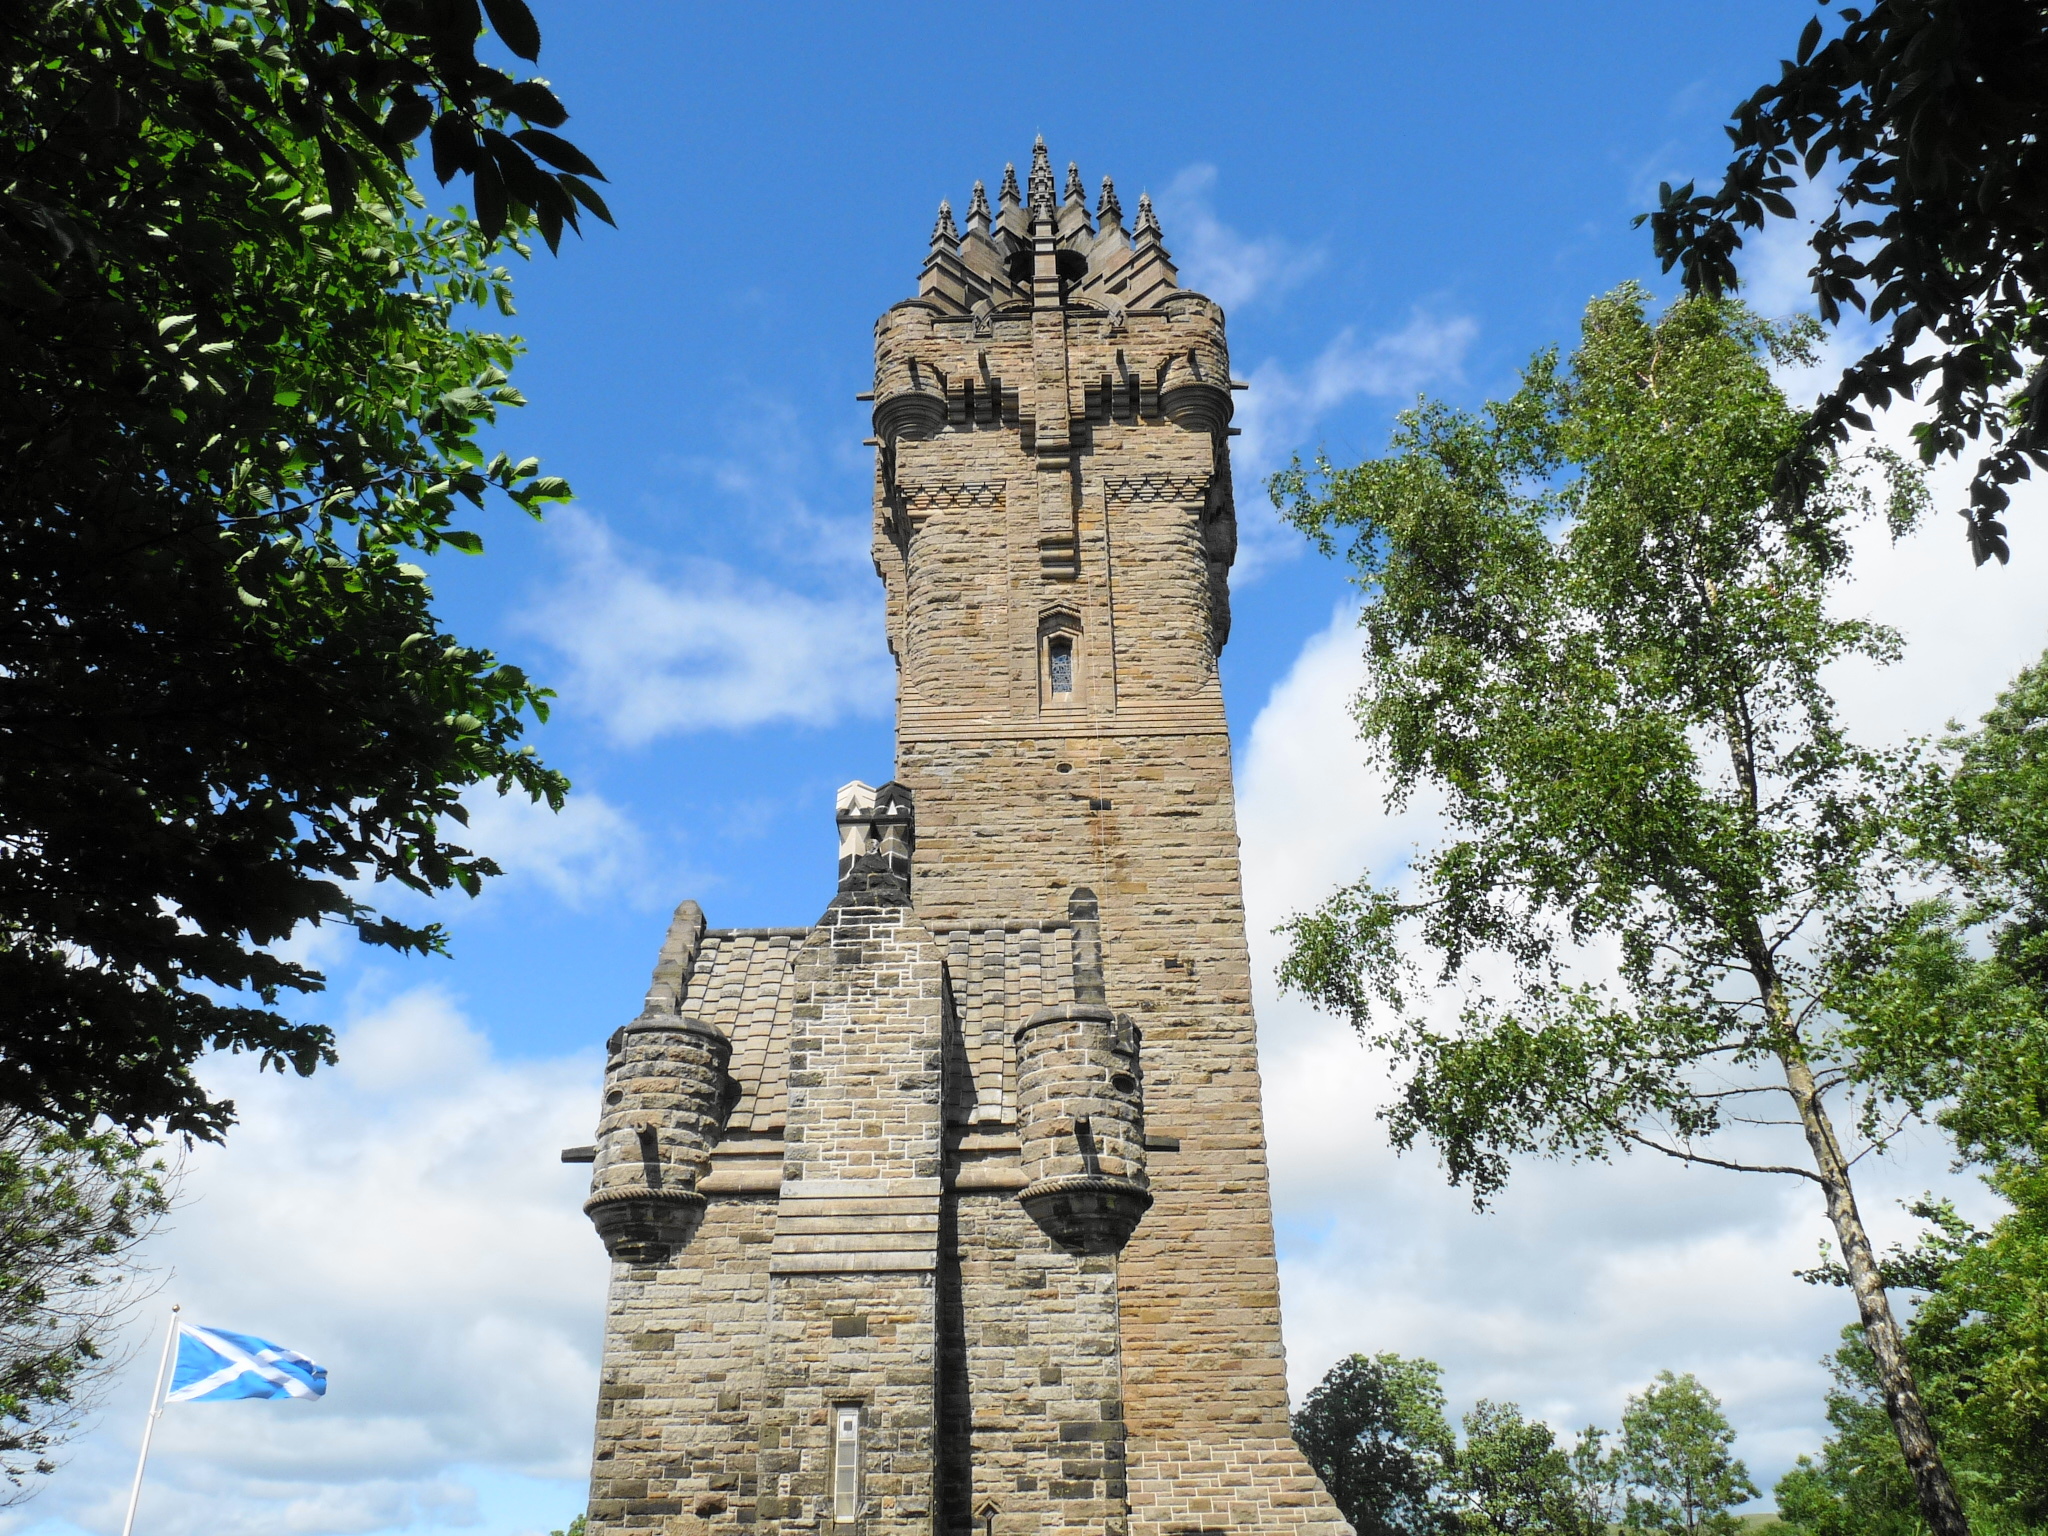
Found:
<box><xmin>1102</xmin><ymin>474</ymin><xmax>1212</xmax><ymax>504</ymax></box>
<box><xmin>769</xmin><ymin>1178</ymin><xmax>942</xmax><ymax>1275</ymax></box>
<box><xmin>899</xmin><ymin>482</ymin><xmax>1005</xmax><ymax>512</ymax></box>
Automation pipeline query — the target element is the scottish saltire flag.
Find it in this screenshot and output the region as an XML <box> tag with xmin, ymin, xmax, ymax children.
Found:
<box><xmin>165</xmin><ymin>1324</ymin><xmax>327</xmax><ymax>1402</ymax></box>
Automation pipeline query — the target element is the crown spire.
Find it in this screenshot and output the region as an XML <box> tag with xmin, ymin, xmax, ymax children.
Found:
<box><xmin>1064</xmin><ymin>161</ymin><xmax>1085</xmax><ymax>204</ymax></box>
<box><xmin>1134</xmin><ymin>192</ymin><xmax>1162</xmax><ymax>242</ymax></box>
<box><xmin>1028</xmin><ymin>137</ymin><xmax>1056</xmax><ymax>218</ymax></box>
<box><xmin>930</xmin><ymin>199</ymin><xmax>958</xmax><ymax>245</ymax></box>
<box><xmin>967</xmin><ymin>179</ymin><xmax>991</xmax><ymax>231</ymax></box>
<box><xmin>999</xmin><ymin>162</ymin><xmax>1021</xmax><ymax>209</ymax></box>
<box><xmin>1098</xmin><ymin>175</ymin><xmax>1123</xmax><ymax>229</ymax></box>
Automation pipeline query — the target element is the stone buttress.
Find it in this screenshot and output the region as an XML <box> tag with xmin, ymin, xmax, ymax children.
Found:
<box><xmin>574</xmin><ymin>141</ymin><xmax>1352</xmax><ymax>1536</ymax></box>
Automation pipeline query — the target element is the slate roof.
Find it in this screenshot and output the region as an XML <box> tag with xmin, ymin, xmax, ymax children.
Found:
<box><xmin>678</xmin><ymin>922</ymin><xmax>1081</xmax><ymax>1135</ymax></box>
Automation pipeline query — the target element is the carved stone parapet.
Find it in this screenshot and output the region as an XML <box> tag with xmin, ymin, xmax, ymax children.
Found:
<box><xmin>1016</xmin><ymin>1172</ymin><xmax>1153</xmax><ymax>1256</ymax></box>
<box><xmin>1160</xmin><ymin>381</ymin><xmax>1232</xmax><ymax>438</ymax></box>
<box><xmin>582</xmin><ymin>1187</ymin><xmax>708</xmax><ymax>1266</ymax></box>
<box><xmin>873</xmin><ymin>389</ymin><xmax>945</xmax><ymax>443</ymax></box>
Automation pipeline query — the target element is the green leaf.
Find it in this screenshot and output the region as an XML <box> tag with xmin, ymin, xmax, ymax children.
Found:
<box><xmin>481</xmin><ymin>0</ymin><xmax>543</xmax><ymax>60</ymax></box>
<box><xmin>489</xmin><ymin>81</ymin><xmax>568</xmax><ymax>128</ymax></box>
<box><xmin>442</xmin><ymin>530</ymin><xmax>485</xmax><ymax>554</ymax></box>
<box><xmin>511</xmin><ymin>128</ymin><xmax>603</xmax><ymax>180</ymax></box>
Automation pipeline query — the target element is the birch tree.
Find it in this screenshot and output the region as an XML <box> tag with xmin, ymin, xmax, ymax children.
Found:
<box><xmin>1272</xmin><ymin>286</ymin><xmax>1970</xmax><ymax>1536</ymax></box>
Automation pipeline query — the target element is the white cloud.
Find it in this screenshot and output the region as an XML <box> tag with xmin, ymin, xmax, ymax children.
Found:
<box><xmin>454</xmin><ymin>783</ymin><xmax>651</xmax><ymax>909</ymax></box>
<box><xmin>516</xmin><ymin>508</ymin><xmax>895</xmax><ymax>746</ymax></box>
<box><xmin>1230</xmin><ymin>312</ymin><xmax>1480</xmax><ymax>580</ymax></box>
<box><xmin>1234</xmin><ymin>311</ymin><xmax>1480</xmax><ymax>480</ymax></box>
<box><xmin>8</xmin><ymin>991</ymin><xmax>606</xmax><ymax>1536</ymax></box>
<box><xmin>1154</xmin><ymin>164</ymin><xmax>1323</xmax><ymax>311</ymax></box>
<box><xmin>1240</xmin><ymin>426</ymin><xmax>2045</xmax><ymax>1493</ymax></box>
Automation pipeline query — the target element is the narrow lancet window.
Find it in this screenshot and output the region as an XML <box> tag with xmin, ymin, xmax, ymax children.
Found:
<box><xmin>1047</xmin><ymin>636</ymin><xmax>1075</xmax><ymax>697</ymax></box>
<box><xmin>833</xmin><ymin>1406</ymin><xmax>860</xmax><ymax>1522</ymax></box>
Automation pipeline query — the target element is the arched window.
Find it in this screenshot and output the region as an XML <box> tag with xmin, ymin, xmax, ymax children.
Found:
<box><xmin>1047</xmin><ymin>636</ymin><xmax>1075</xmax><ymax>696</ymax></box>
<box><xmin>1039</xmin><ymin>612</ymin><xmax>1083</xmax><ymax>709</ymax></box>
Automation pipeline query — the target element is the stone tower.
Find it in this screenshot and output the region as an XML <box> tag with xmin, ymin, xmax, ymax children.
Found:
<box><xmin>573</xmin><ymin>141</ymin><xmax>1350</xmax><ymax>1536</ymax></box>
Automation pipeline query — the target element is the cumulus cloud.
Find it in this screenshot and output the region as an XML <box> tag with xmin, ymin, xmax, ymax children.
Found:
<box><xmin>1234</xmin><ymin>311</ymin><xmax>1480</xmax><ymax>481</ymax></box>
<box><xmin>516</xmin><ymin>508</ymin><xmax>895</xmax><ymax>746</ymax></box>
<box><xmin>1229</xmin><ymin>312</ymin><xmax>1480</xmax><ymax>580</ymax></box>
<box><xmin>1241</xmin><ymin>426</ymin><xmax>2044</xmax><ymax>1492</ymax></box>
<box><xmin>454</xmin><ymin>782</ymin><xmax>652</xmax><ymax>910</ymax></box>
<box><xmin>6</xmin><ymin>991</ymin><xmax>606</xmax><ymax>1536</ymax></box>
<box><xmin>1153</xmin><ymin>164</ymin><xmax>1324</xmax><ymax>311</ymax></box>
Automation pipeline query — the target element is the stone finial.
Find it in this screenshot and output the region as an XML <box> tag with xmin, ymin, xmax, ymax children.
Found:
<box><xmin>1135</xmin><ymin>192</ymin><xmax>1162</xmax><ymax>241</ymax></box>
<box><xmin>967</xmin><ymin>179</ymin><xmax>991</xmax><ymax>232</ymax></box>
<box><xmin>1028</xmin><ymin>137</ymin><xmax>1056</xmax><ymax>217</ymax></box>
<box><xmin>836</xmin><ymin>779</ymin><xmax>878</xmax><ymax>871</ymax></box>
<box><xmin>1098</xmin><ymin>175</ymin><xmax>1123</xmax><ymax>229</ymax></box>
<box><xmin>1064</xmin><ymin>161</ymin><xmax>1085</xmax><ymax>205</ymax></box>
<box><xmin>834</xmin><ymin>778</ymin><xmax>913</xmax><ymax>896</ymax></box>
<box><xmin>931</xmin><ymin>198</ymin><xmax>958</xmax><ymax>245</ymax></box>
<box><xmin>999</xmin><ymin>162</ymin><xmax>1021</xmax><ymax>209</ymax></box>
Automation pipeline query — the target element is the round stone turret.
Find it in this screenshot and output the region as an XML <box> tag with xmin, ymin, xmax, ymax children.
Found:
<box><xmin>1011</xmin><ymin>888</ymin><xmax>1150</xmax><ymax>1253</ymax></box>
<box><xmin>583</xmin><ymin>1014</ymin><xmax>731</xmax><ymax>1264</ymax></box>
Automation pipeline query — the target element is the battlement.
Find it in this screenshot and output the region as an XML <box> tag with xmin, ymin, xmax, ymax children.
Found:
<box><xmin>913</xmin><ymin>137</ymin><xmax>1182</xmax><ymax>319</ymax></box>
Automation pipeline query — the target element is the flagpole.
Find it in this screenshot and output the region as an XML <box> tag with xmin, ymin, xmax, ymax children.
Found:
<box><xmin>120</xmin><ymin>1303</ymin><xmax>180</xmax><ymax>1536</ymax></box>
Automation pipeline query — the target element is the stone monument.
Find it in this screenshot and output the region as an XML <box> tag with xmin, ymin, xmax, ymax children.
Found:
<box><xmin>570</xmin><ymin>139</ymin><xmax>1351</xmax><ymax>1536</ymax></box>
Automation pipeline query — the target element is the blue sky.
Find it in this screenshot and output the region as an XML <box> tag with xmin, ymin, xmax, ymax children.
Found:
<box><xmin>18</xmin><ymin>5</ymin><xmax>2048</xmax><ymax>1535</ymax></box>
<box><xmin>414</xmin><ymin>0</ymin><xmax>1810</xmax><ymax>1049</ymax></box>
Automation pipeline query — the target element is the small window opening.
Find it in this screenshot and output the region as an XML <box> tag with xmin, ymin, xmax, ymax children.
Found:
<box><xmin>1047</xmin><ymin>636</ymin><xmax>1075</xmax><ymax>696</ymax></box>
<box><xmin>833</xmin><ymin>1406</ymin><xmax>860</xmax><ymax>1522</ymax></box>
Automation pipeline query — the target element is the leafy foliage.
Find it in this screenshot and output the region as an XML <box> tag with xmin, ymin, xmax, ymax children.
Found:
<box><xmin>1640</xmin><ymin>2</ymin><xmax>2048</xmax><ymax>565</ymax></box>
<box><xmin>1448</xmin><ymin>1400</ymin><xmax>1598</xmax><ymax>1536</ymax></box>
<box><xmin>1292</xmin><ymin>1352</ymin><xmax>1457</xmax><ymax>1536</ymax></box>
<box><xmin>1784</xmin><ymin>655</ymin><xmax>2048</xmax><ymax>1534</ymax></box>
<box><xmin>1849</xmin><ymin>649</ymin><xmax>2048</xmax><ymax>1173</ymax></box>
<box><xmin>0</xmin><ymin>1113</ymin><xmax>170</xmax><ymax>1498</ymax></box>
<box><xmin>1292</xmin><ymin>1354</ymin><xmax>1757</xmax><ymax>1536</ymax></box>
<box><xmin>1272</xmin><ymin>285</ymin><xmax>1920</xmax><ymax>1201</ymax></box>
<box><xmin>1616</xmin><ymin>1372</ymin><xmax>1759</xmax><ymax>1535</ymax></box>
<box><xmin>1779</xmin><ymin>1173</ymin><xmax>2048</xmax><ymax>1535</ymax></box>
<box><xmin>0</xmin><ymin>2</ymin><xmax>601</xmax><ymax>1138</ymax></box>
<box><xmin>1272</xmin><ymin>285</ymin><xmax>1970</xmax><ymax>1536</ymax></box>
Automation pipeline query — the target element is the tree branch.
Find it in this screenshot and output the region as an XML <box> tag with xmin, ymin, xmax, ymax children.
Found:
<box><xmin>1616</xmin><ymin>1126</ymin><xmax>1825</xmax><ymax>1182</ymax></box>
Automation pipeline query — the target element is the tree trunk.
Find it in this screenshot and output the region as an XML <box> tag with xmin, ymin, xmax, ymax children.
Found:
<box><xmin>1775</xmin><ymin>1045</ymin><xmax>1971</xmax><ymax>1536</ymax></box>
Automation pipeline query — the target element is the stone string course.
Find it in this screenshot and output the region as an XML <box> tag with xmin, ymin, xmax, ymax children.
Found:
<box><xmin>581</xmin><ymin>140</ymin><xmax>1351</xmax><ymax>1536</ymax></box>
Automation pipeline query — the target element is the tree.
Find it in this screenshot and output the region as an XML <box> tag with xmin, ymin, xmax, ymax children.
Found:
<box><xmin>1616</xmin><ymin>1372</ymin><xmax>1758</xmax><ymax>1535</ymax></box>
<box><xmin>1640</xmin><ymin>2</ymin><xmax>2048</xmax><ymax>566</ymax></box>
<box><xmin>0</xmin><ymin>1113</ymin><xmax>169</xmax><ymax>1497</ymax></box>
<box><xmin>1777</xmin><ymin>1180</ymin><xmax>2048</xmax><ymax>1535</ymax></box>
<box><xmin>1272</xmin><ymin>285</ymin><xmax>1972</xmax><ymax>1535</ymax></box>
<box><xmin>0</xmin><ymin>0</ymin><xmax>612</xmax><ymax>1138</ymax></box>
<box><xmin>1292</xmin><ymin>1352</ymin><xmax>1457</xmax><ymax>1536</ymax></box>
<box><xmin>1780</xmin><ymin>653</ymin><xmax>2048</xmax><ymax>1534</ymax></box>
<box><xmin>1448</xmin><ymin>1401</ymin><xmax>1596</xmax><ymax>1536</ymax></box>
